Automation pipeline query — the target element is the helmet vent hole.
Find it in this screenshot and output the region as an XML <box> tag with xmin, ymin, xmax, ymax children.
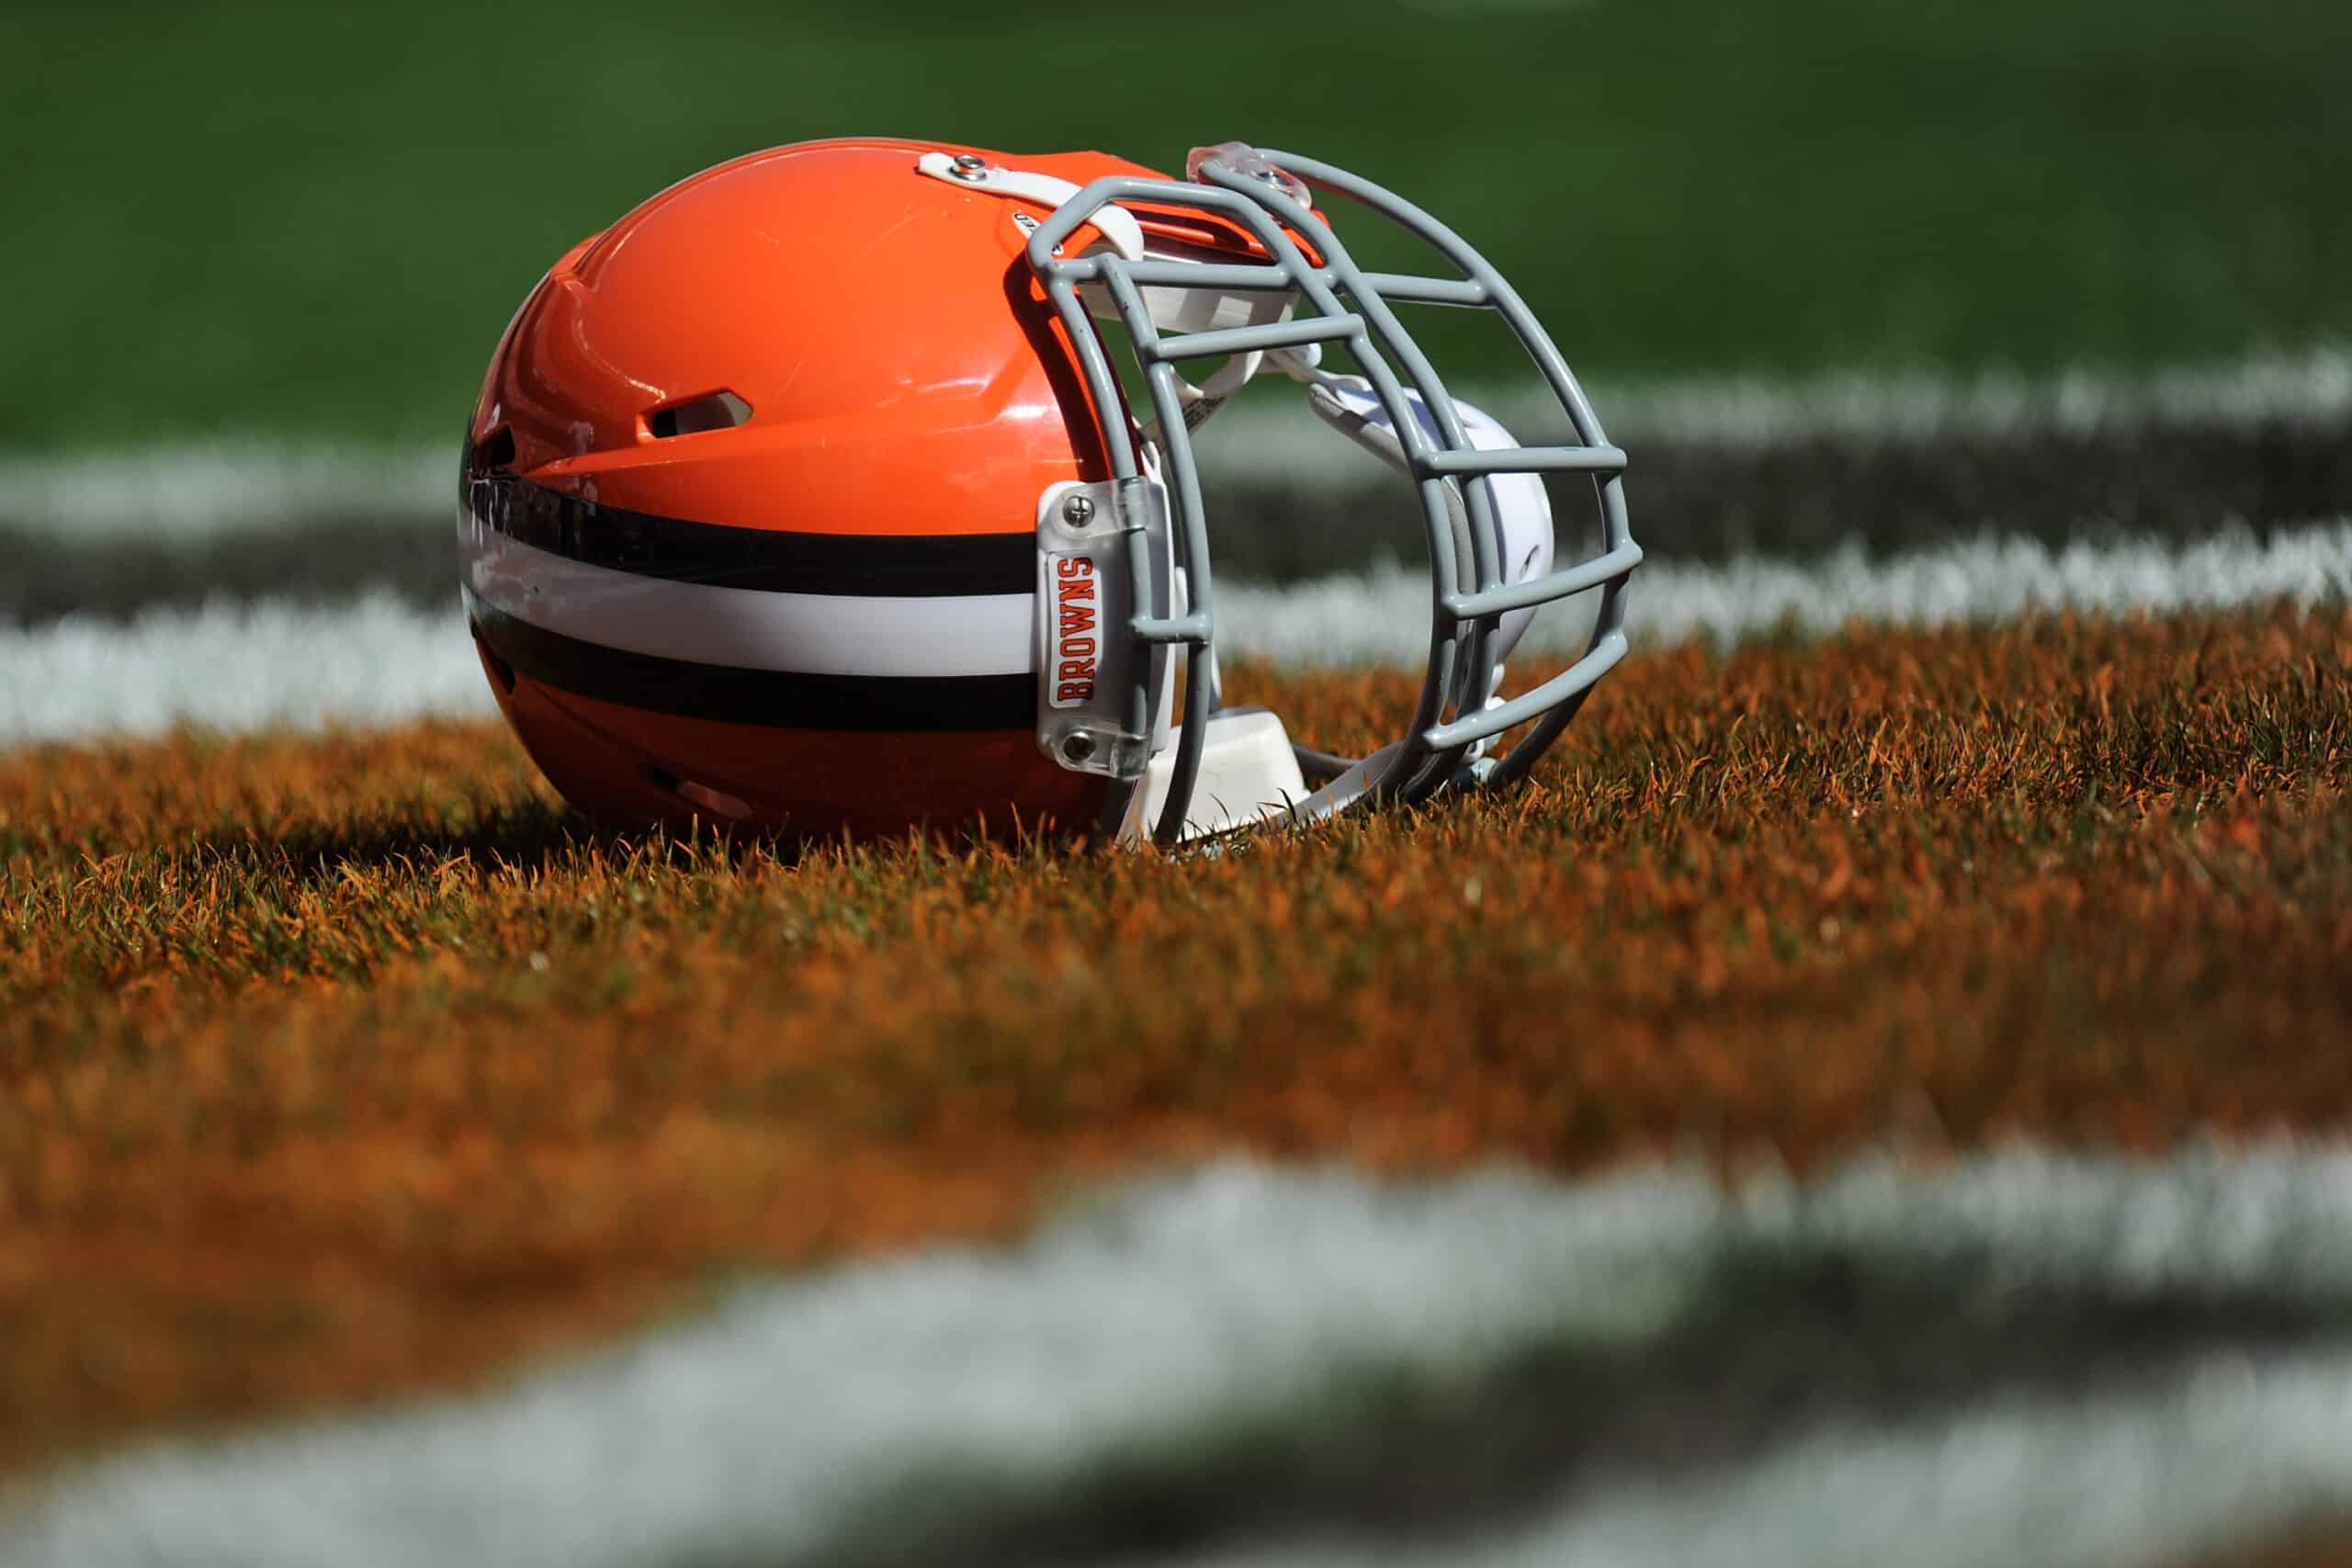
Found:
<box><xmin>645</xmin><ymin>390</ymin><xmax>752</xmax><ymax>439</ymax></box>
<box><xmin>471</xmin><ymin>426</ymin><xmax>516</xmax><ymax>472</ymax></box>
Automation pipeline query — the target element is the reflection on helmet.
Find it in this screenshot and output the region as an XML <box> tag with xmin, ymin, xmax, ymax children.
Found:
<box><xmin>458</xmin><ymin>137</ymin><xmax>1637</xmax><ymax>845</ymax></box>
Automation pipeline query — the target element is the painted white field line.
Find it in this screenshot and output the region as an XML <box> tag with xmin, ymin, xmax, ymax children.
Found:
<box><xmin>1204</xmin><ymin>341</ymin><xmax>2352</xmax><ymax>480</ymax></box>
<box><xmin>0</xmin><ymin>444</ymin><xmax>449</xmax><ymax>541</ymax></box>
<box><xmin>8</xmin><ymin>1145</ymin><xmax>2352</xmax><ymax>1568</ymax></box>
<box><xmin>5</xmin><ymin>346</ymin><xmax>2345</xmax><ymax>539</ymax></box>
<box><xmin>1224</xmin><ymin>520</ymin><xmax>2352</xmax><ymax>666</ymax></box>
<box><xmin>1575</xmin><ymin>340</ymin><xmax>2352</xmax><ymax>447</ymax></box>
<box><xmin>6</xmin><ymin>524</ymin><xmax>2347</xmax><ymax>745</ymax></box>
<box><xmin>0</xmin><ymin>592</ymin><xmax>493</xmax><ymax>742</ymax></box>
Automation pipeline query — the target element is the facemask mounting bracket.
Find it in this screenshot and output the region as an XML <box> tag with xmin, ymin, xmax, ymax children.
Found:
<box><xmin>1035</xmin><ymin>475</ymin><xmax>1171</xmax><ymax>784</ymax></box>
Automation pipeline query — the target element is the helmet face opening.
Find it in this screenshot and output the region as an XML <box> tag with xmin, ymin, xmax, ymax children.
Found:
<box><xmin>458</xmin><ymin>138</ymin><xmax>1635</xmax><ymax>848</ymax></box>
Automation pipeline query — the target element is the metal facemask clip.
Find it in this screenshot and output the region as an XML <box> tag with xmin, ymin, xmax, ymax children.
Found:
<box><xmin>1033</xmin><ymin>464</ymin><xmax>1172</xmax><ymax>793</ymax></box>
<box><xmin>1020</xmin><ymin>141</ymin><xmax>1642</xmax><ymax>846</ymax></box>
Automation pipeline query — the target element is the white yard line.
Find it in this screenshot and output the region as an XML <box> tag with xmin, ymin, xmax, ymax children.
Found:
<box><xmin>1561</xmin><ymin>341</ymin><xmax>2352</xmax><ymax>447</ymax></box>
<box><xmin>5</xmin><ymin>524</ymin><xmax>2346</xmax><ymax>744</ymax></box>
<box><xmin>1204</xmin><ymin>341</ymin><xmax>2352</xmax><ymax>481</ymax></box>
<box><xmin>9</xmin><ymin>1145</ymin><xmax>2352</xmax><ymax>1568</ymax></box>
<box><xmin>0</xmin><ymin>445</ymin><xmax>450</xmax><ymax>542</ymax></box>
<box><xmin>1223</xmin><ymin>521</ymin><xmax>2352</xmax><ymax>666</ymax></box>
<box><xmin>0</xmin><ymin>592</ymin><xmax>492</xmax><ymax>742</ymax></box>
<box><xmin>5</xmin><ymin>347</ymin><xmax>2346</xmax><ymax>538</ymax></box>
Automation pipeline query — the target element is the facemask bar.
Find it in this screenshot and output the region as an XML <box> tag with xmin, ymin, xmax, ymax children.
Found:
<box><xmin>1024</xmin><ymin>144</ymin><xmax>1640</xmax><ymax>845</ymax></box>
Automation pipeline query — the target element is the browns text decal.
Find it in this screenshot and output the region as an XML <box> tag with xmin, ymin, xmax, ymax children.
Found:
<box><xmin>1048</xmin><ymin>555</ymin><xmax>1099</xmax><ymax>708</ymax></box>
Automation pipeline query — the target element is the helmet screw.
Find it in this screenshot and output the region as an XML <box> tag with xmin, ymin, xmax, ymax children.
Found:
<box><xmin>1060</xmin><ymin>732</ymin><xmax>1098</xmax><ymax>764</ymax></box>
<box><xmin>1060</xmin><ymin>492</ymin><xmax>1096</xmax><ymax>528</ymax></box>
<box><xmin>948</xmin><ymin>152</ymin><xmax>989</xmax><ymax>182</ymax></box>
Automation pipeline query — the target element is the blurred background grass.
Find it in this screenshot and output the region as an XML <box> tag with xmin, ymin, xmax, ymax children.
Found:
<box><xmin>3</xmin><ymin>0</ymin><xmax>2346</xmax><ymax>450</ymax></box>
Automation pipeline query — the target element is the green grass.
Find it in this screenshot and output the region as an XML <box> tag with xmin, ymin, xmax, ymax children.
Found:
<box><xmin>3</xmin><ymin>0</ymin><xmax>2346</xmax><ymax>449</ymax></box>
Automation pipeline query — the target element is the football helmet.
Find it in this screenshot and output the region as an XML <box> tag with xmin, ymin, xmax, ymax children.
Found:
<box><xmin>460</xmin><ymin>137</ymin><xmax>1636</xmax><ymax>843</ymax></box>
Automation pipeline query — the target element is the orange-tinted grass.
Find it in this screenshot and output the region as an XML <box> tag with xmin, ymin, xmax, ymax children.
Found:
<box><xmin>4</xmin><ymin>606</ymin><xmax>2350</xmax><ymax>1475</ymax></box>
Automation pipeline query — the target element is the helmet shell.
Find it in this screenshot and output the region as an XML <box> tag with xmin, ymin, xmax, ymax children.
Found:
<box><xmin>462</xmin><ymin>139</ymin><xmax>1164</xmax><ymax>840</ymax></box>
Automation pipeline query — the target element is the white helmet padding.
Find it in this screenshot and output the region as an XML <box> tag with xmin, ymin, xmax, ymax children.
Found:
<box><xmin>1300</xmin><ymin>378</ymin><xmax>1555</xmax><ymax>702</ymax></box>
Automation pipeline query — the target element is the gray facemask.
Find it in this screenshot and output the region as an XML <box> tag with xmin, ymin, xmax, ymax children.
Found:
<box><xmin>947</xmin><ymin>141</ymin><xmax>1641</xmax><ymax>843</ymax></box>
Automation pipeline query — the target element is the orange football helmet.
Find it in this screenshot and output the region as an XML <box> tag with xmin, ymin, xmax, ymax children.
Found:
<box><xmin>461</xmin><ymin>137</ymin><xmax>1636</xmax><ymax>844</ymax></box>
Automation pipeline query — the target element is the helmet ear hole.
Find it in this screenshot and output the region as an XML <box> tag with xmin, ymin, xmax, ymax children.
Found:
<box><xmin>644</xmin><ymin>390</ymin><xmax>752</xmax><ymax>439</ymax></box>
<box><xmin>470</xmin><ymin>426</ymin><xmax>516</xmax><ymax>473</ymax></box>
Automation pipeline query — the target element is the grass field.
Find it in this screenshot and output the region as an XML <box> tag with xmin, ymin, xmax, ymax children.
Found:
<box><xmin>5</xmin><ymin>0</ymin><xmax>2348</xmax><ymax>447</ymax></box>
<box><xmin>7</xmin><ymin>604</ymin><xmax>2348</xmax><ymax>1480</ymax></box>
<box><xmin>12</xmin><ymin>3</ymin><xmax>2351</xmax><ymax>1554</ymax></box>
